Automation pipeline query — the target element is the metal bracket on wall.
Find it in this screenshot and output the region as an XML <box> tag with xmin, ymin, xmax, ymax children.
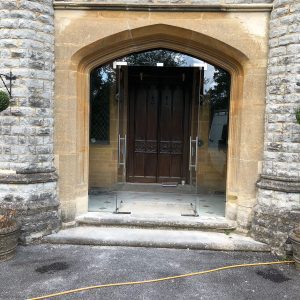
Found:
<box><xmin>0</xmin><ymin>71</ymin><xmax>16</xmax><ymax>98</ymax></box>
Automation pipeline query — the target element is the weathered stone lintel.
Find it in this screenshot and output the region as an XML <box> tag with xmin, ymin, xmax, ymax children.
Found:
<box><xmin>257</xmin><ymin>175</ymin><xmax>300</xmax><ymax>193</ymax></box>
<box><xmin>0</xmin><ymin>172</ymin><xmax>58</xmax><ymax>184</ymax></box>
<box><xmin>53</xmin><ymin>2</ymin><xmax>273</xmax><ymax>12</ymax></box>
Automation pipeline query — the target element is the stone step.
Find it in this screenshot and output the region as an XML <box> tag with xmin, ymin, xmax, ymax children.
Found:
<box><xmin>76</xmin><ymin>212</ymin><xmax>237</xmax><ymax>231</ymax></box>
<box><xmin>44</xmin><ymin>226</ymin><xmax>270</xmax><ymax>252</ymax></box>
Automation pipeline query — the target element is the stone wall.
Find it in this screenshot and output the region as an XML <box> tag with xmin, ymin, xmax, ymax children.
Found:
<box><xmin>251</xmin><ymin>0</ymin><xmax>300</xmax><ymax>255</ymax></box>
<box><xmin>0</xmin><ymin>0</ymin><xmax>60</xmax><ymax>243</ymax></box>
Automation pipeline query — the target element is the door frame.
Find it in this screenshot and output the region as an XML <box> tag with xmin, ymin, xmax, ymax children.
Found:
<box><xmin>57</xmin><ymin>23</ymin><xmax>265</xmax><ymax>227</ymax></box>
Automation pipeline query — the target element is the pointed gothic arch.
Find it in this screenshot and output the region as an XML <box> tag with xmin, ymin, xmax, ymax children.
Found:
<box><xmin>55</xmin><ymin>22</ymin><xmax>266</xmax><ymax>229</ymax></box>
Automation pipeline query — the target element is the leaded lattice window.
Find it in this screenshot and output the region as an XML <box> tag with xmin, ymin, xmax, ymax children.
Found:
<box><xmin>90</xmin><ymin>67</ymin><xmax>112</xmax><ymax>144</ymax></box>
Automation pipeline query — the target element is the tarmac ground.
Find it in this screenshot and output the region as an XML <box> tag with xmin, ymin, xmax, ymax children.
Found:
<box><xmin>0</xmin><ymin>244</ymin><xmax>299</xmax><ymax>300</ymax></box>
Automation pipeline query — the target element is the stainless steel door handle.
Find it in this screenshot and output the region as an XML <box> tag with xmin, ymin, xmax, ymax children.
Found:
<box><xmin>123</xmin><ymin>134</ymin><xmax>127</xmax><ymax>174</ymax></box>
<box><xmin>189</xmin><ymin>136</ymin><xmax>192</xmax><ymax>171</ymax></box>
<box><xmin>195</xmin><ymin>136</ymin><xmax>198</xmax><ymax>171</ymax></box>
<box><xmin>118</xmin><ymin>134</ymin><xmax>121</xmax><ymax>166</ymax></box>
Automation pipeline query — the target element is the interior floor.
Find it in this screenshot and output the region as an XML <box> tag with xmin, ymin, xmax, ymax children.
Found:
<box><xmin>88</xmin><ymin>188</ymin><xmax>225</xmax><ymax>217</ymax></box>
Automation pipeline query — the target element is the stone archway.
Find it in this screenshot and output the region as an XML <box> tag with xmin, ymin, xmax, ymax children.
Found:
<box><xmin>54</xmin><ymin>21</ymin><xmax>268</xmax><ymax>231</ymax></box>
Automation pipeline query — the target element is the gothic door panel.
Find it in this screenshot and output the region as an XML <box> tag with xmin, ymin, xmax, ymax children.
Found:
<box><xmin>127</xmin><ymin>67</ymin><xmax>193</xmax><ymax>184</ymax></box>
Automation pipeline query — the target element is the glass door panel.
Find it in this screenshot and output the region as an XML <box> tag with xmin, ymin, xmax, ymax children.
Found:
<box><xmin>194</xmin><ymin>67</ymin><xmax>229</xmax><ymax>218</ymax></box>
<box><xmin>189</xmin><ymin>67</ymin><xmax>204</xmax><ymax>216</ymax></box>
<box><xmin>115</xmin><ymin>66</ymin><xmax>130</xmax><ymax>213</ymax></box>
<box><xmin>89</xmin><ymin>50</ymin><xmax>229</xmax><ymax>218</ymax></box>
<box><xmin>117</xmin><ymin>66</ymin><xmax>128</xmax><ymax>183</ymax></box>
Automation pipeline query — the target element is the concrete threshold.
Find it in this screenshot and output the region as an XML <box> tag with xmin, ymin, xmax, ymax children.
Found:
<box><xmin>44</xmin><ymin>226</ymin><xmax>270</xmax><ymax>252</ymax></box>
<box><xmin>76</xmin><ymin>212</ymin><xmax>237</xmax><ymax>231</ymax></box>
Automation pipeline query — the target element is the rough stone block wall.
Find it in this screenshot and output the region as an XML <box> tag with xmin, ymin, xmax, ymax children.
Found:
<box><xmin>0</xmin><ymin>0</ymin><xmax>60</xmax><ymax>243</ymax></box>
<box><xmin>251</xmin><ymin>0</ymin><xmax>300</xmax><ymax>255</ymax></box>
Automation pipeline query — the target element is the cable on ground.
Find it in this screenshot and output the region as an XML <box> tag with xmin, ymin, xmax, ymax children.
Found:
<box><xmin>28</xmin><ymin>260</ymin><xmax>295</xmax><ymax>300</ymax></box>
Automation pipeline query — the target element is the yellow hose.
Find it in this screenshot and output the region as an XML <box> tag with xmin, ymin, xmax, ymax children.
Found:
<box><xmin>28</xmin><ymin>260</ymin><xmax>294</xmax><ymax>300</ymax></box>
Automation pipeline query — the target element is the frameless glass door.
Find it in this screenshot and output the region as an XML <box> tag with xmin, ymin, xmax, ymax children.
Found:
<box><xmin>191</xmin><ymin>67</ymin><xmax>230</xmax><ymax>218</ymax></box>
<box><xmin>188</xmin><ymin>67</ymin><xmax>204</xmax><ymax>217</ymax></box>
<box><xmin>89</xmin><ymin>51</ymin><xmax>229</xmax><ymax>217</ymax></box>
<box><xmin>117</xmin><ymin>66</ymin><xmax>128</xmax><ymax>183</ymax></box>
<box><xmin>115</xmin><ymin>66</ymin><xmax>130</xmax><ymax>213</ymax></box>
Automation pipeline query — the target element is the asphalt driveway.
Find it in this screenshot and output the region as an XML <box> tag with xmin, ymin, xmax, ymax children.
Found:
<box><xmin>0</xmin><ymin>244</ymin><xmax>299</xmax><ymax>300</ymax></box>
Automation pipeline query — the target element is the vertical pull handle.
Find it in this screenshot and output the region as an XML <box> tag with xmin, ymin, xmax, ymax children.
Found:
<box><xmin>195</xmin><ymin>136</ymin><xmax>198</xmax><ymax>172</ymax></box>
<box><xmin>189</xmin><ymin>136</ymin><xmax>198</xmax><ymax>171</ymax></box>
<box><xmin>118</xmin><ymin>134</ymin><xmax>126</xmax><ymax>169</ymax></box>
<box><xmin>123</xmin><ymin>134</ymin><xmax>127</xmax><ymax>175</ymax></box>
<box><xmin>189</xmin><ymin>136</ymin><xmax>192</xmax><ymax>171</ymax></box>
<box><xmin>118</xmin><ymin>134</ymin><xmax>121</xmax><ymax>166</ymax></box>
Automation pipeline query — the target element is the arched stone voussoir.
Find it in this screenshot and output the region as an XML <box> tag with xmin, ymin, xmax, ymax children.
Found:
<box><xmin>72</xmin><ymin>24</ymin><xmax>248</xmax><ymax>76</ymax></box>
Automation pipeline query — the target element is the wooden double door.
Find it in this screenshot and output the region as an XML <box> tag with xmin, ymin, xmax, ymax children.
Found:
<box><xmin>126</xmin><ymin>67</ymin><xmax>194</xmax><ymax>184</ymax></box>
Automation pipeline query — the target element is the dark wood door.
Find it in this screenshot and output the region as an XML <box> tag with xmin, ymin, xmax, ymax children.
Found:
<box><xmin>127</xmin><ymin>67</ymin><xmax>193</xmax><ymax>183</ymax></box>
